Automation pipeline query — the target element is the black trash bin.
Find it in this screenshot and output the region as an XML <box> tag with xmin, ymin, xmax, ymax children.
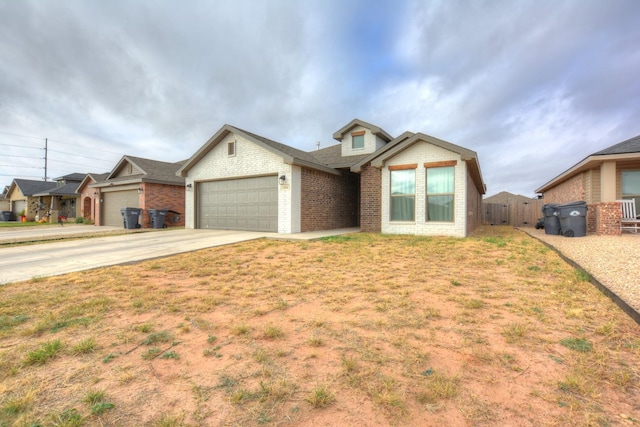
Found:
<box><xmin>148</xmin><ymin>209</ymin><xmax>168</xmax><ymax>229</ymax></box>
<box><xmin>542</xmin><ymin>204</ymin><xmax>561</xmax><ymax>235</ymax></box>
<box><xmin>120</xmin><ymin>207</ymin><xmax>142</xmax><ymax>229</ymax></box>
<box><xmin>0</xmin><ymin>211</ymin><xmax>12</xmax><ymax>221</ymax></box>
<box><xmin>558</xmin><ymin>201</ymin><xmax>588</xmax><ymax>237</ymax></box>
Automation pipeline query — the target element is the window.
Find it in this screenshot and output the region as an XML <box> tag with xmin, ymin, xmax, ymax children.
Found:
<box><xmin>227</xmin><ymin>141</ymin><xmax>236</xmax><ymax>157</ymax></box>
<box><xmin>622</xmin><ymin>170</ymin><xmax>640</xmax><ymax>210</ymax></box>
<box><xmin>390</xmin><ymin>169</ymin><xmax>415</xmax><ymax>221</ymax></box>
<box><xmin>352</xmin><ymin>131</ymin><xmax>365</xmax><ymax>149</ymax></box>
<box><xmin>426</xmin><ymin>166</ymin><xmax>454</xmax><ymax>222</ymax></box>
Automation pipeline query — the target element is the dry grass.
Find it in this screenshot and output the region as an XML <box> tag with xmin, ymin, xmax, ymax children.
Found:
<box><xmin>0</xmin><ymin>226</ymin><xmax>639</xmax><ymax>426</ymax></box>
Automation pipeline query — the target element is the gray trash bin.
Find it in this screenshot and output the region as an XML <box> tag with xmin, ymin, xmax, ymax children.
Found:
<box><xmin>558</xmin><ymin>201</ymin><xmax>588</xmax><ymax>237</ymax></box>
<box><xmin>148</xmin><ymin>209</ymin><xmax>168</xmax><ymax>229</ymax></box>
<box><xmin>120</xmin><ymin>207</ymin><xmax>142</xmax><ymax>229</ymax></box>
<box><xmin>0</xmin><ymin>211</ymin><xmax>12</xmax><ymax>221</ymax></box>
<box><xmin>542</xmin><ymin>204</ymin><xmax>561</xmax><ymax>235</ymax></box>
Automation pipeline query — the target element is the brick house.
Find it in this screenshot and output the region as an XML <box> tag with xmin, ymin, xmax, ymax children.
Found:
<box><xmin>535</xmin><ymin>134</ymin><xmax>640</xmax><ymax>235</ymax></box>
<box><xmin>90</xmin><ymin>156</ymin><xmax>186</xmax><ymax>228</ymax></box>
<box><xmin>76</xmin><ymin>173</ymin><xmax>109</xmax><ymax>223</ymax></box>
<box><xmin>177</xmin><ymin>119</ymin><xmax>486</xmax><ymax>237</ymax></box>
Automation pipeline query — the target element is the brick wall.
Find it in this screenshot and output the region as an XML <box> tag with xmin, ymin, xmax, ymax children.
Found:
<box><xmin>300</xmin><ymin>168</ymin><xmax>359</xmax><ymax>232</ymax></box>
<box><xmin>140</xmin><ymin>183</ymin><xmax>185</xmax><ymax>228</ymax></box>
<box><xmin>589</xmin><ymin>202</ymin><xmax>621</xmax><ymax>235</ymax></box>
<box><xmin>466</xmin><ymin>171</ymin><xmax>483</xmax><ymax>235</ymax></box>
<box><xmin>543</xmin><ymin>173</ymin><xmax>585</xmax><ymax>204</ymax></box>
<box><xmin>360</xmin><ymin>164</ymin><xmax>381</xmax><ymax>232</ymax></box>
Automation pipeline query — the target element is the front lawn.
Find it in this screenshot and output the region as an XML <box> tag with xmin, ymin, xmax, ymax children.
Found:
<box><xmin>0</xmin><ymin>227</ymin><xmax>638</xmax><ymax>426</ymax></box>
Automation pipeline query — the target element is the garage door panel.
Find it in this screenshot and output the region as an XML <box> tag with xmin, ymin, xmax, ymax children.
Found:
<box><xmin>197</xmin><ymin>176</ymin><xmax>277</xmax><ymax>232</ymax></box>
<box><xmin>103</xmin><ymin>190</ymin><xmax>139</xmax><ymax>227</ymax></box>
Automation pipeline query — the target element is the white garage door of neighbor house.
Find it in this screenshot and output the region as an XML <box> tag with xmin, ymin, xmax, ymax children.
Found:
<box><xmin>12</xmin><ymin>200</ymin><xmax>25</xmax><ymax>216</ymax></box>
<box><xmin>102</xmin><ymin>190</ymin><xmax>139</xmax><ymax>227</ymax></box>
<box><xmin>197</xmin><ymin>176</ymin><xmax>278</xmax><ymax>232</ymax></box>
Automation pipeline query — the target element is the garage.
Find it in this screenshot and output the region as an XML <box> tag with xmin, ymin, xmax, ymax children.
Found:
<box><xmin>102</xmin><ymin>190</ymin><xmax>139</xmax><ymax>227</ymax></box>
<box><xmin>197</xmin><ymin>176</ymin><xmax>278</xmax><ymax>232</ymax></box>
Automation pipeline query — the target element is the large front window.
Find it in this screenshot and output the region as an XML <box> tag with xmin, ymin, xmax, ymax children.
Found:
<box><xmin>390</xmin><ymin>169</ymin><xmax>415</xmax><ymax>221</ymax></box>
<box><xmin>426</xmin><ymin>166</ymin><xmax>454</xmax><ymax>222</ymax></box>
<box><xmin>622</xmin><ymin>170</ymin><xmax>640</xmax><ymax>210</ymax></box>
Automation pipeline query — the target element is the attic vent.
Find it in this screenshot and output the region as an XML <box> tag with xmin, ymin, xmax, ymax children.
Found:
<box><xmin>228</xmin><ymin>141</ymin><xmax>236</xmax><ymax>157</ymax></box>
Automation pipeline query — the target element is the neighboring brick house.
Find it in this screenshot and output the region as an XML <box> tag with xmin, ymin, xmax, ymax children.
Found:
<box><xmin>90</xmin><ymin>156</ymin><xmax>186</xmax><ymax>228</ymax></box>
<box><xmin>535</xmin><ymin>134</ymin><xmax>640</xmax><ymax>235</ymax></box>
<box><xmin>177</xmin><ymin>119</ymin><xmax>486</xmax><ymax>237</ymax></box>
<box><xmin>76</xmin><ymin>173</ymin><xmax>109</xmax><ymax>223</ymax></box>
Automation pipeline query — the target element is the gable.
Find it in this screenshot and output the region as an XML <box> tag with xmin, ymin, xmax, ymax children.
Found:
<box><xmin>113</xmin><ymin>161</ymin><xmax>144</xmax><ymax>178</ymax></box>
<box><xmin>185</xmin><ymin>131</ymin><xmax>287</xmax><ymax>180</ymax></box>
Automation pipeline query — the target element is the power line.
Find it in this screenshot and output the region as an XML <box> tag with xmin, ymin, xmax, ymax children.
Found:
<box><xmin>47</xmin><ymin>149</ymin><xmax>118</xmax><ymax>164</ymax></box>
<box><xmin>0</xmin><ymin>142</ymin><xmax>44</xmax><ymax>150</ymax></box>
<box><xmin>0</xmin><ymin>131</ymin><xmax>44</xmax><ymax>140</ymax></box>
<box><xmin>4</xmin><ymin>154</ymin><xmax>43</xmax><ymax>160</ymax></box>
<box><xmin>0</xmin><ymin>164</ymin><xmax>43</xmax><ymax>169</ymax></box>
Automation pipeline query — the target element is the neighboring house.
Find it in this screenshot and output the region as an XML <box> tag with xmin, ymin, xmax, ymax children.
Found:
<box><xmin>32</xmin><ymin>173</ymin><xmax>86</xmax><ymax>220</ymax></box>
<box><xmin>177</xmin><ymin>119</ymin><xmax>486</xmax><ymax>237</ymax></box>
<box><xmin>76</xmin><ymin>173</ymin><xmax>109</xmax><ymax>223</ymax></box>
<box><xmin>535</xmin><ymin>134</ymin><xmax>640</xmax><ymax>235</ymax></box>
<box><xmin>6</xmin><ymin>179</ymin><xmax>59</xmax><ymax>220</ymax></box>
<box><xmin>0</xmin><ymin>185</ymin><xmax>9</xmax><ymax>211</ymax></box>
<box><xmin>90</xmin><ymin>155</ymin><xmax>186</xmax><ymax>228</ymax></box>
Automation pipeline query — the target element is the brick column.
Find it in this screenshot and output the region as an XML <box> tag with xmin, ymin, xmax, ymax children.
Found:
<box><xmin>360</xmin><ymin>164</ymin><xmax>381</xmax><ymax>232</ymax></box>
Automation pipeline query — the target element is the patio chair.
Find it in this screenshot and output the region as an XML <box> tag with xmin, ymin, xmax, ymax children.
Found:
<box><xmin>618</xmin><ymin>199</ymin><xmax>640</xmax><ymax>234</ymax></box>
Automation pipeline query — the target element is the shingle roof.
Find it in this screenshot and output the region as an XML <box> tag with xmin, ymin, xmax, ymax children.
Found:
<box><xmin>12</xmin><ymin>179</ymin><xmax>57</xmax><ymax>196</ymax></box>
<box><xmin>309</xmin><ymin>144</ymin><xmax>370</xmax><ymax>169</ymax></box>
<box><xmin>234</xmin><ymin>127</ymin><xmax>327</xmax><ymax>167</ymax></box>
<box><xmin>34</xmin><ymin>182</ymin><xmax>81</xmax><ymax>197</ymax></box>
<box><xmin>592</xmin><ymin>134</ymin><xmax>640</xmax><ymax>155</ymax></box>
<box><xmin>100</xmin><ymin>156</ymin><xmax>186</xmax><ymax>186</ymax></box>
<box><xmin>53</xmin><ymin>173</ymin><xmax>86</xmax><ymax>182</ymax></box>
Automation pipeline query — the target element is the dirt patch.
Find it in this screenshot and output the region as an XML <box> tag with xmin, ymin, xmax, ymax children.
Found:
<box><xmin>0</xmin><ymin>227</ymin><xmax>639</xmax><ymax>426</ymax></box>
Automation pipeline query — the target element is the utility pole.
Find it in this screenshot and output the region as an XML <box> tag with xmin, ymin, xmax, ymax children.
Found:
<box><xmin>44</xmin><ymin>138</ymin><xmax>48</xmax><ymax>181</ymax></box>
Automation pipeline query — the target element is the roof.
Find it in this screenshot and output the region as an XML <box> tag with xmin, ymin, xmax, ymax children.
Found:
<box><xmin>535</xmin><ymin>134</ymin><xmax>640</xmax><ymax>193</ymax></box>
<box><xmin>8</xmin><ymin>179</ymin><xmax>57</xmax><ymax>197</ymax></box>
<box><xmin>33</xmin><ymin>181</ymin><xmax>82</xmax><ymax>197</ymax></box>
<box><xmin>94</xmin><ymin>155</ymin><xmax>186</xmax><ymax>187</ymax></box>
<box><xmin>177</xmin><ymin>125</ymin><xmax>341</xmax><ymax>177</ymax></box>
<box><xmin>332</xmin><ymin>118</ymin><xmax>393</xmax><ymax>142</ymax></box>
<box><xmin>484</xmin><ymin>191</ymin><xmax>536</xmax><ymax>204</ymax></box>
<box><xmin>53</xmin><ymin>173</ymin><xmax>86</xmax><ymax>182</ymax></box>
<box><xmin>309</xmin><ymin>144</ymin><xmax>371</xmax><ymax>169</ymax></box>
<box><xmin>76</xmin><ymin>173</ymin><xmax>110</xmax><ymax>193</ymax></box>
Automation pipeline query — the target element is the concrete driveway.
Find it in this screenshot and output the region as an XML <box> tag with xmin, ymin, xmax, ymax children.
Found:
<box><xmin>0</xmin><ymin>226</ymin><xmax>359</xmax><ymax>285</ymax></box>
<box><xmin>0</xmin><ymin>228</ymin><xmax>272</xmax><ymax>284</ymax></box>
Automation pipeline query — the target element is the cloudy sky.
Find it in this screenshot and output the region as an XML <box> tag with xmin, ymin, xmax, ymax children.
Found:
<box><xmin>1</xmin><ymin>0</ymin><xmax>639</xmax><ymax>197</ymax></box>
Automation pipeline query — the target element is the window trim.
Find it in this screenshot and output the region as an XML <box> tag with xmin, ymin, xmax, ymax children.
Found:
<box><xmin>351</xmin><ymin>131</ymin><xmax>365</xmax><ymax>150</ymax></box>
<box><xmin>389</xmin><ymin>166</ymin><xmax>417</xmax><ymax>222</ymax></box>
<box><xmin>227</xmin><ymin>140</ymin><xmax>236</xmax><ymax>157</ymax></box>
<box><xmin>425</xmin><ymin>165</ymin><xmax>455</xmax><ymax>223</ymax></box>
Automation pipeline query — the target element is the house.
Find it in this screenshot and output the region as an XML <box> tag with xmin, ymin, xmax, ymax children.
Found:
<box><xmin>535</xmin><ymin>134</ymin><xmax>640</xmax><ymax>235</ymax></box>
<box><xmin>0</xmin><ymin>186</ymin><xmax>9</xmax><ymax>212</ymax></box>
<box><xmin>90</xmin><ymin>155</ymin><xmax>186</xmax><ymax>228</ymax></box>
<box><xmin>32</xmin><ymin>173</ymin><xmax>87</xmax><ymax>221</ymax></box>
<box><xmin>177</xmin><ymin>119</ymin><xmax>486</xmax><ymax>237</ymax></box>
<box><xmin>76</xmin><ymin>173</ymin><xmax>109</xmax><ymax>223</ymax></box>
<box><xmin>6</xmin><ymin>179</ymin><xmax>59</xmax><ymax>221</ymax></box>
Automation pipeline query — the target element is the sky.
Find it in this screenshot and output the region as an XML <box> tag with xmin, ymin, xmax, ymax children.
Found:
<box><xmin>1</xmin><ymin>0</ymin><xmax>639</xmax><ymax>198</ymax></box>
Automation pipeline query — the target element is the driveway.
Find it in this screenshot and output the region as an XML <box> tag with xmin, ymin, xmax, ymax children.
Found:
<box><xmin>0</xmin><ymin>229</ymin><xmax>272</xmax><ymax>284</ymax></box>
<box><xmin>0</xmin><ymin>226</ymin><xmax>359</xmax><ymax>285</ymax></box>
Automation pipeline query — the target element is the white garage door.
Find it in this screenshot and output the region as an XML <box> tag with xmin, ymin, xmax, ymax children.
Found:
<box><xmin>197</xmin><ymin>176</ymin><xmax>278</xmax><ymax>232</ymax></box>
<box><xmin>12</xmin><ymin>200</ymin><xmax>25</xmax><ymax>217</ymax></box>
<box><xmin>102</xmin><ymin>190</ymin><xmax>139</xmax><ymax>227</ymax></box>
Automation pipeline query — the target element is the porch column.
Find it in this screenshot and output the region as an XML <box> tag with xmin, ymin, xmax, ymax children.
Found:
<box><xmin>600</xmin><ymin>161</ymin><xmax>616</xmax><ymax>202</ymax></box>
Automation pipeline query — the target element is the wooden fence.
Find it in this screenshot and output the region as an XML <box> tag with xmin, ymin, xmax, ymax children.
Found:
<box><xmin>483</xmin><ymin>199</ymin><xmax>544</xmax><ymax>227</ymax></box>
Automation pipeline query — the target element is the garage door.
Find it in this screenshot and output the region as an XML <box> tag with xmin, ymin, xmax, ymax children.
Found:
<box><xmin>198</xmin><ymin>176</ymin><xmax>278</xmax><ymax>232</ymax></box>
<box><xmin>12</xmin><ymin>200</ymin><xmax>25</xmax><ymax>217</ymax></box>
<box><xmin>102</xmin><ymin>190</ymin><xmax>139</xmax><ymax>227</ymax></box>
